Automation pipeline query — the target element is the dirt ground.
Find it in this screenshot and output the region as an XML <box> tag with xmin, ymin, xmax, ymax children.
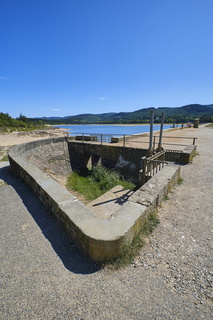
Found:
<box><xmin>0</xmin><ymin>125</ymin><xmax>212</xmax><ymax>319</ymax></box>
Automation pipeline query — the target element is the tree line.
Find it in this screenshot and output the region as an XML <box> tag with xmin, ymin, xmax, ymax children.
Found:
<box><xmin>0</xmin><ymin>113</ymin><xmax>45</xmax><ymax>132</ymax></box>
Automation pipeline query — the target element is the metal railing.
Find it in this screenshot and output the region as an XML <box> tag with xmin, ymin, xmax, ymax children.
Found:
<box><xmin>140</xmin><ymin>155</ymin><xmax>168</xmax><ymax>186</ymax></box>
<box><xmin>67</xmin><ymin>132</ymin><xmax>197</xmax><ymax>149</ymax></box>
<box><xmin>67</xmin><ymin>132</ymin><xmax>126</xmax><ymax>146</ymax></box>
<box><xmin>153</xmin><ymin>136</ymin><xmax>197</xmax><ymax>149</ymax></box>
<box><xmin>164</xmin><ymin>149</ymin><xmax>183</xmax><ymax>162</ymax></box>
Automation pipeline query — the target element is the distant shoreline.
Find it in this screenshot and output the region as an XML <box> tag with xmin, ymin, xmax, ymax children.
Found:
<box><xmin>51</xmin><ymin>123</ymin><xmax>176</xmax><ymax>127</ymax></box>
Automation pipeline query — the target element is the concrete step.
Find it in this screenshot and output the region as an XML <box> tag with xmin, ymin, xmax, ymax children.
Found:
<box><xmin>87</xmin><ymin>185</ymin><xmax>134</xmax><ymax>220</ymax></box>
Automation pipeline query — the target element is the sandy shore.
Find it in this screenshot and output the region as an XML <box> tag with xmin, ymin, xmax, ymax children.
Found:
<box><xmin>0</xmin><ymin>128</ymin><xmax>68</xmax><ymax>147</ymax></box>
<box><xmin>0</xmin><ymin>125</ymin><xmax>204</xmax><ymax>159</ymax></box>
<box><xmin>0</xmin><ymin>125</ymin><xmax>201</xmax><ymax>147</ymax></box>
<box><xmin>118</xmin><ymin>126</ymin><xmax>201</xmax><ymax>150</ymax></box>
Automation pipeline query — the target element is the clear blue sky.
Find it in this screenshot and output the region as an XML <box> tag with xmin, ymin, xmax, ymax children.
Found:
<box><xmin>1</xmin><ymin>0</ymin><xmax>213</xmax><ymax>118</ymax></box>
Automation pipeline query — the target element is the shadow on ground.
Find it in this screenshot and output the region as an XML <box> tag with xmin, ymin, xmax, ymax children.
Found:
<box><xmin>0</xmin><ymin>163</ymin><xmax>101</xmax><ymax>275</ymax></box>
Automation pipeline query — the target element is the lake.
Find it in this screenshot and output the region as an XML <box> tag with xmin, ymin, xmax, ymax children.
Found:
<box><xmin>54</xmin><ymin>124</ymin><xmax>172</xmax><ymax>136</ymax></box>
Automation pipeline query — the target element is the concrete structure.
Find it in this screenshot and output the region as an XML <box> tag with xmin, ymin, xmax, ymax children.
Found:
<box><xmin>194</xmin><ymin>118</ymin><xmax>199</xmax><ymax>128</ymax></box>
<box><xmin>8</xmin><ymin>137</ymin><xmax>181</xmax><ymax>262</ymax></box>
<box><xmin>67</xmin><ymin>140</ymin><xmax>147</xmax><ymax>183</ymax></box>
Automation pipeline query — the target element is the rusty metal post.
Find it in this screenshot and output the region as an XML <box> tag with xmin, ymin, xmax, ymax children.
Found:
<box><xmin>153</xmin><ymin>136</ymin><xmax>156</xmax><ymax>151</ymax></box>
<box><xmin>141</xmin><ymin>156</ymin><xmax>147</xmax><ymax>185</ymax></box>
<box><xmin>157</xmin><ymin>112</ymin><xmax>165</xmax><ymax>151</ymax></box>
<box><xmin>147</xmin><ymin>111</ymin><xmax>154</xmax><ymax>156</ymax></box>
<box><xmin>149</xmin><ymin>111</ymin><xmax>154</xmax><ymax>149</ymax></box>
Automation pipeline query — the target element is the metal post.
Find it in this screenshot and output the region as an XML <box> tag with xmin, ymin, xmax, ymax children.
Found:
<box><xmin>153</xmin><ymin>136</ymin><xmax>156</xmax><ymax>151</ymax></box>
<box><xmin>149</xmin><ymin>111</ymin><xmax>154</xmax><ymax>149</ymax></box>
<box><xmin>157</xmin><ymin>112</ymin><xmax>165</xmax><ymax>151</ymax></box>
<box><xmin>147</xmin><ymin>111</ymin><xmax>154</xmax><ymax>156</ymax></box>
<box><xmin>141</xmin><ymin>156</ymin><xmax>147</xmax><ymax>185</ymax></box>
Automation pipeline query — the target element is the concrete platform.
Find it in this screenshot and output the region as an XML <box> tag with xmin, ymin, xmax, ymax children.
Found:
<box><xmin>87</xmin><ymin>185</ymin><xmax>134</xmax><ymax>220</ymax></box>
<box><xmin>8</xmin><ymin>137</ymin><xmax>181</xmax><ymax>261</ymax></box>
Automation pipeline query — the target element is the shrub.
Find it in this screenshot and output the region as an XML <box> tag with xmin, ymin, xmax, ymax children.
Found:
<box><xmin>67</xmin><ymin>165</ymin><xmax>136</xmax><ymax>201</ymax></box>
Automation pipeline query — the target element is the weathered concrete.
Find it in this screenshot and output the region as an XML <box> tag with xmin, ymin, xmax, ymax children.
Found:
<box><xmin>67</xmin><ymin>140</ymin><xmax>147</xmax><ymax>183</ymax></box>
<box><xmin>8</xmin><ymin>137</ymin><xmax>180</xmax><ymax>261</ymax></box>
<box><xmin>2</xmin><ymin>127</ymin><xmax>212</xmax><ymax>320</ymax></box>
<box><xmin>87</xmin><ymin>185</ymin><xmax>134</xmax><ymax>219</ymax></box>
<box><xmin>179</xmin><ymin>145</ymin><xmax>197</xmax><ymax>163</ymax></box>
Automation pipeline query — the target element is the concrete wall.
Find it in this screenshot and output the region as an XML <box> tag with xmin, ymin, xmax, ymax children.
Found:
<box><xmin>179</xmin><ymin>145</ymin><xmax>197</xmax><ymax>163</ymax></box>
<box><xmin>8</xmin><ymin>137</ymin><xmax>180</xmax><ymax>262</ymax></box>
<box><xmin>68</xmin><ymin>141</ymin><xmax>147</xmax><ymax>183</ymax></box>
<box><xmin>19</xmin><ymin>137</ymin><xmax>72</xmax><ymax>184</ymax></box>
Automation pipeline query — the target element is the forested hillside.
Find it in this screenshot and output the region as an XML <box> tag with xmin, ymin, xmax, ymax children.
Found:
<box><xmin>0</xmin><ymin>113</ymin><xmax>44</xmax><ymax>132</ymax></box>
<box><xmin>1</xmin><ymin>104</ymin><xmax>212</xmax><ymax>130</ymax></box>
<box><xmin>35</xmin><ymin>104</ymin><xmax>213</xmax><ymax>124</ymax></box>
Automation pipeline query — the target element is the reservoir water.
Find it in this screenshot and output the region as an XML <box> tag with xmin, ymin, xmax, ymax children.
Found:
<box><xmin>54</xmin><ymin>124</ymin><xmax>172</xmax><ymax>136</ymax></box>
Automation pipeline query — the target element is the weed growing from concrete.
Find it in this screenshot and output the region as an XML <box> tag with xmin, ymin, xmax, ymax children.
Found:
<box><xmin>164</xmin><ymin>195</ymin><xmax>170</xmax><ymax>201</ymax></box>
<box><xmin>103</xmin><ymin>212</ymin><xmax>160</xmax><ymax>270</ymax></box>
<box><xmin>178</xmin><ymin>178</ymin><xmax>183</xmax><ymax>185</ymax></box>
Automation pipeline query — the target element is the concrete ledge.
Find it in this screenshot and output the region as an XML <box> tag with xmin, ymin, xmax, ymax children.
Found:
<box><xmin>180</xmin><ymin>145</ymin><xmax>197</xmax><ymax>163</ymax></box>
<box><xmin>8</xmin><ymin>138</ymin><xmax>180</xmax><ymax>262</ymax></box>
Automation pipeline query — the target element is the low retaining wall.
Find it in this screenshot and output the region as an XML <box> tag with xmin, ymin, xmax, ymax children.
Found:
<box><xmin>180</xmin><ymin>145</ymin><xmax>197</xmax><ymax>163</ymax></box>
<box><xmin>8</xmin><ymin>138</ymin><xmax>180</xmax><ymax>262</ymax></box>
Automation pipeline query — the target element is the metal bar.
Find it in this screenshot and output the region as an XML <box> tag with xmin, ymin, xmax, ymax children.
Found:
<box><xmin>146</xmin><ymin>159</ymin><xmax>168</xmax><ymax>164</ymax></box>
<box><xmin>153</xmin><ymin>136</ymin><xmax>156</xmax><ymax>150</ymax></box>
<box><xmin>142</xmin><ymin>157</ymin><xmax>147</xmax><ymax>185</ymax></box>
<box><xmin>149</xmin><ymin>111</ymin><xmax>154</xmax><ymax>150</ymax></box>
<box><xmin>162</xmin><ymin>142</ymin><xmax>189</xmax><ymax>146</ymax></box>
<box><xmin>156</xmin><ymin>136</ymin><xmax>197</xmax><ymax>140</ymax></box>
<box><xmin>158</xmin><ymin>112</ymin><xmax>165</xmax><ymax>147</ymax></box>
<box><xmin>148</xmin><ymin>161</ymin><xmax>151</xmax><ymax>177</ymax></box>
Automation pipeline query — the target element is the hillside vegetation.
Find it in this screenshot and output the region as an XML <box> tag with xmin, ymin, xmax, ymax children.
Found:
<box><xmin>1</xmin><ymin>104</ymin><xmax>213</xmax><ymax>130</ymax></box>
<box><xmin>34</xmin><ymin>104</ymin><xmax>213</xmax><ymax>125</ymax></box>
<box><xmin>0</xmin><ymin>113</ymin><xmax>45</xmax><ymax>132</ymax></box>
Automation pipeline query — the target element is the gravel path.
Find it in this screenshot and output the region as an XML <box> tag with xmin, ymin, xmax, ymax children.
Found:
<box><xmin>0</xmin><ymin>126</ymin><xmax>212</xmax><ymax>319</ymax></box>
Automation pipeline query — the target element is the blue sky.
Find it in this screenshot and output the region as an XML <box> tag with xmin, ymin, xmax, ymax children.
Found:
<box><xmin>1</xmin><ymin>0</ymin><xmax>213</xmax><ymax>118</ymax></box>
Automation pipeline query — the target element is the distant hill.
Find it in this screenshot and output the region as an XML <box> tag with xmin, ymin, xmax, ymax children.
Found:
<box><xmin>30</xmin><ymin>104</ymin><xmax>213</xmax><ymax>124</ymax></box>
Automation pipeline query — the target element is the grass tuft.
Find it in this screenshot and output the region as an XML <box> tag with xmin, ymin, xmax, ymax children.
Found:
<box><xmin>178</xmin><ymin>178</ymin><xmax>183</xmax><ymax>185</ymax></box>
<box><xmin>164</xmin><ymin>195</ymin><xmax>170</xmax><ymax>201</ymax></box>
